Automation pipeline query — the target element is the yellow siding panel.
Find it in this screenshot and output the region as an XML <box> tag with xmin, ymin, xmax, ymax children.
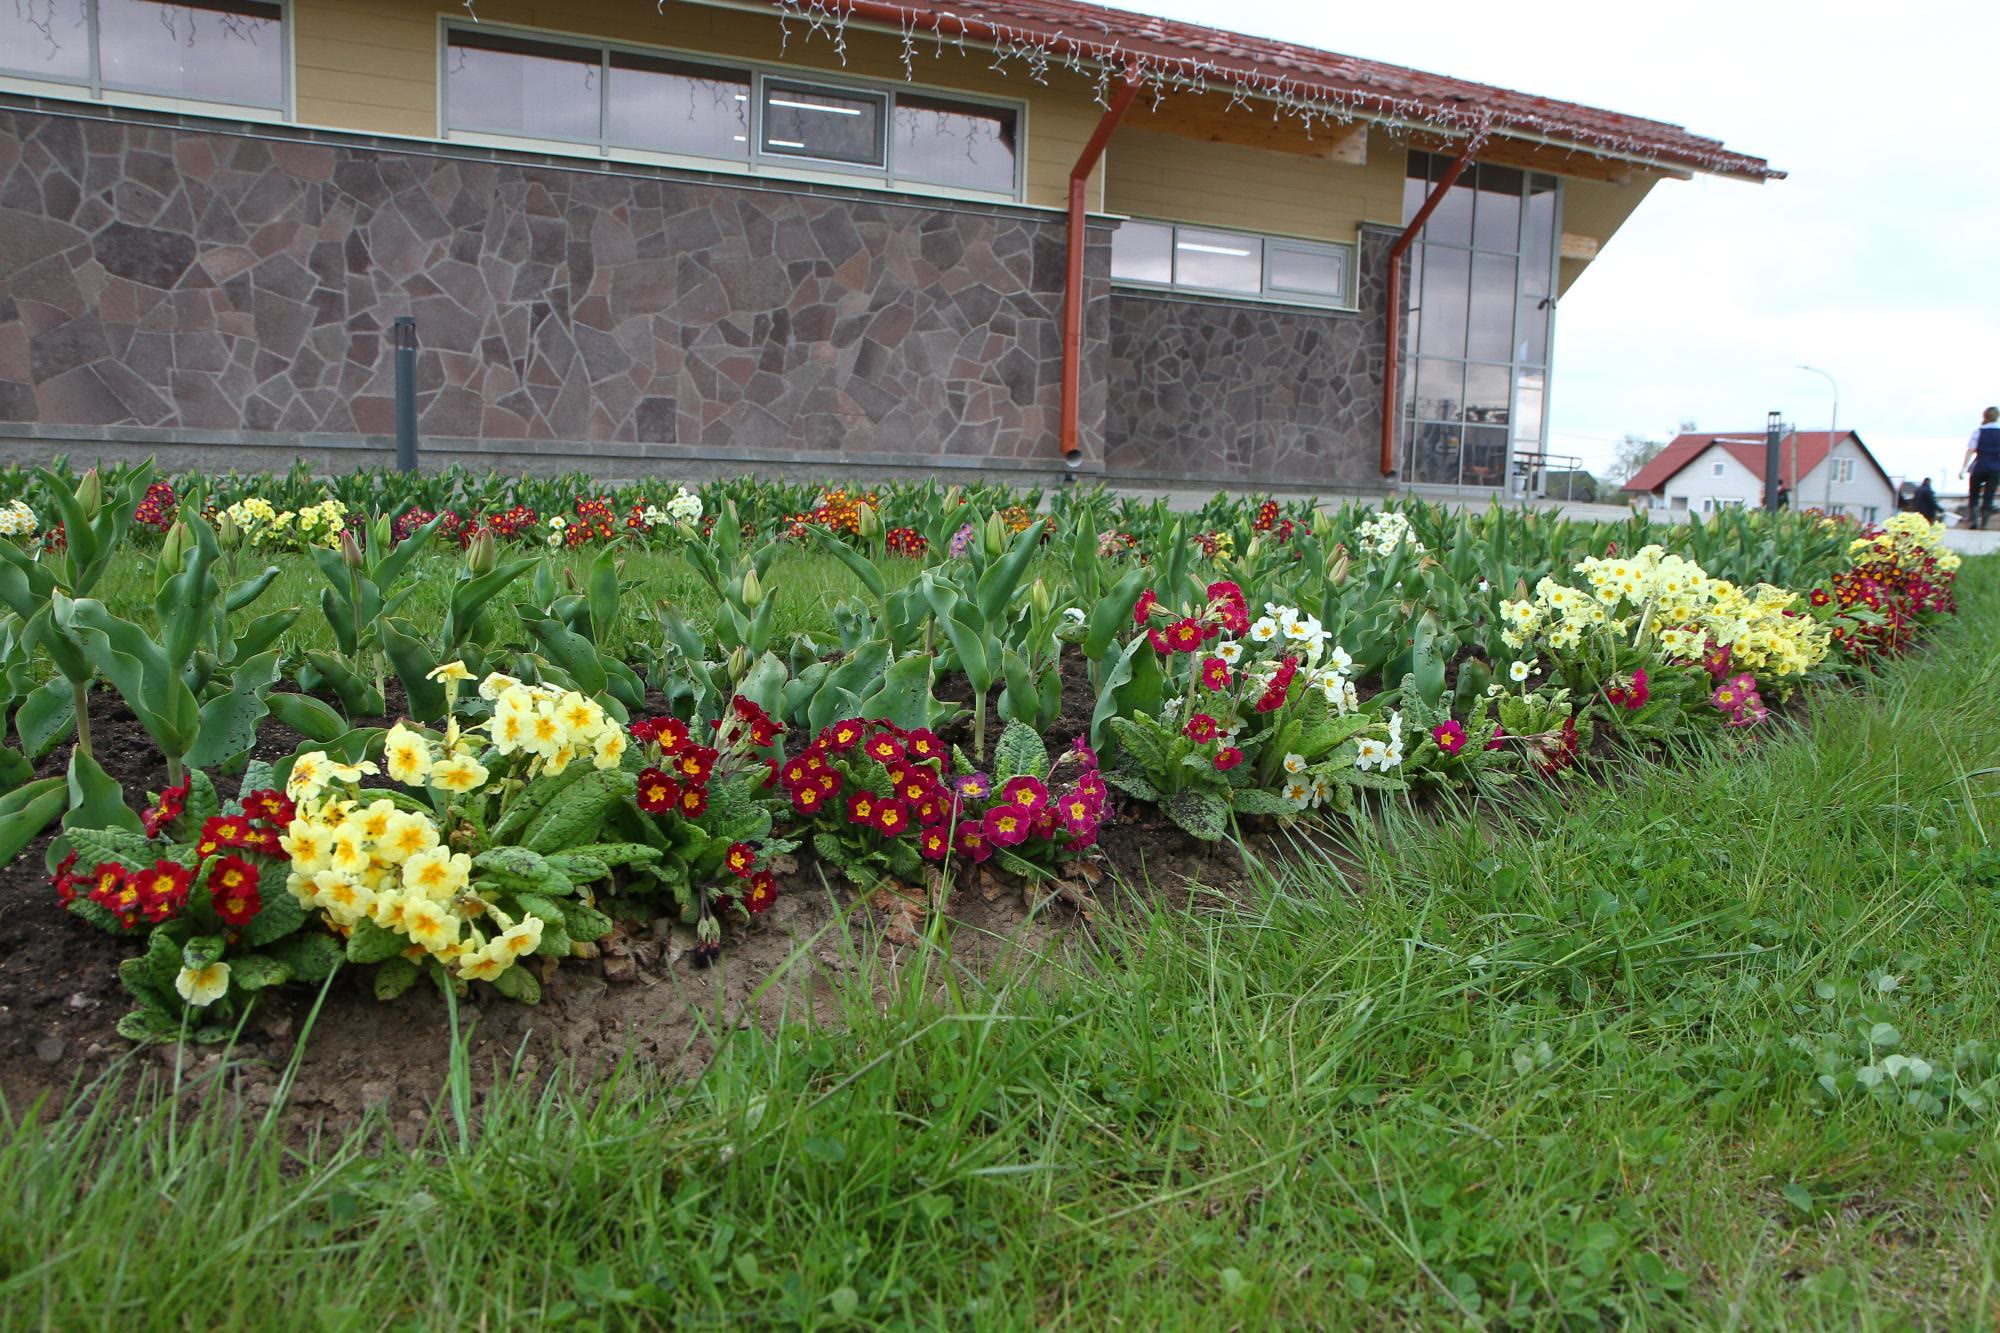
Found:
<box><xmin>1104</xmin><ymin>126</ymin><xmax>1407</xmax><ymax>243</ymax></box>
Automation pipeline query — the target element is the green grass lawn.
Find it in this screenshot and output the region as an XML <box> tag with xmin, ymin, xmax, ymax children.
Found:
<box><xmin>5</xmin><ymin>559</ymin><xmax>1998</xmax><ymax>1328</ymax></box>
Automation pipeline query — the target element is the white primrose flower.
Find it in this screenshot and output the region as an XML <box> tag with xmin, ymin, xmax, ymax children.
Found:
<box><xmin>1283</xmin><ymin>752</ymin><xmax>1307</xmax><ymax>775</ymax></box>
<box><xmin>1215</xmin><ymin>640</ymin><xmax>1244</xmax><ymax>664</ymax></box>
<box><xmin>1248</xmin><ymin>617</ymin><xmax>1279</xmax><ymax>644</ymax></box>
<box><xmin>1509</xmin><ymin>659</ymin><xmax>1535</xmax><ymax>683</ymax></box>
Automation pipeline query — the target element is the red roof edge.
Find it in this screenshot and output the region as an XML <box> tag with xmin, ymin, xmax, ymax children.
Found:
<box><xmin>759</xmin><ymin>0</ymin><xmax>1781</xmax><ymax>180</ymax></box>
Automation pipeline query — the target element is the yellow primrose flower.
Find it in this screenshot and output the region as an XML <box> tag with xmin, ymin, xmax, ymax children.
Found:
<box><xmin>427</xmin><ymin>660</ymin><xmax>475</xmax><ymax>685</ymax></box>
<box><xmin>403</xmin><ymin>898</ymin><xmax>461</xmax><ymax>955</ymax></box>
<box><xmin>403</xmin><ymin>846</ymin><xmax>471</xmax><ymax>900</ymax></box>
<box><xmin>328</xmin><ymin>827</ymin><xmax>371</xmax><ymax>876</ymax></box>
<box><xmin>379</xmin><ymin>810</ymin><xmax>439</xmax><ymax>863</ymax></box>
<box><xmin>557</xmin><ymin>692</ymin><xmax>604</xmax><ymax>738</ymax></box>
<box><xmin>493</xmin><ymin>918</ymin><xmax>544</xmax><ymax>959</ymax></box>
<box><xmin>351</xmin><ymin>799</ymin><xmax>397</xmax><ymax>843</ymax></box>
<box><xmin>311</xmin><ymin>869</ymin><xmax>375</xmax><ymax>926</ymax></box>
<box><xmin>478</xmin><ymin>671</ymin><xmax>520</xmax><ymax>703</ymax></box>
<box><xmin>279</xmin><ymin>820</ymin><xmax>332</xmax><ymax>873</ymax></box>
<box><xmin>370</xmin><ymin>889</ymin><xmax>412</xmax><ymax>932</ymax></box>
<box><xmin>287</xmin><ymin>751</ymin><xmax>332</xmax><ymax>803</ymax></box>
<box><xmin>457</xmin><ymin>946</ymin><xmax>512</xmax><ymax>983</ymax></box>
<box><xmin>326</xmin><ymin>757</ymin><xmax>379</xmax><ymax>785</ymax></box>
<box><xmin>592</xmin><ymin>728</ymin><xmax>627</xmax><ymax>770</ymax></box>
<box><xmin>175</xmin><ymin>961</ymin><xmax>230</xmax><ymax>1008</ymax></box>
<box><xmin>383</xmin><ymin>723</ymin><xmax>433</xmax><ymax>785</ymax></box>
<box><xmin>430</xmin><ymin>754</ymin><xmax>489</xmax><ymax>794</ymax></box>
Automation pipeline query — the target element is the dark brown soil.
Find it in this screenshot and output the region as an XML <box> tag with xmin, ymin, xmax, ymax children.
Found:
<box><xmin>0</xmin><ymin>680</ymin><xmax>1240</xmax><ymax>1138</ymax></box>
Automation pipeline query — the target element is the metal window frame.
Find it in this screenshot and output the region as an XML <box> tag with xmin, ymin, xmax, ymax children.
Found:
<box><xmin>759</xmin><ymin>76</ymin><xmax>888</xmax><ymax>169</ymax></box>
<box><xmin>1</xmin><ymin>0</ymin><xmax>292</xmax><ymax>118</ymax></box>
<box><xmin>1108</xmin><ymin>218</ymin><xmax>1359</xmax><ymax>313</ymax></box>
<box><xmin>437</xmin><ymin>17</ymin><xmax>1026</xmax><ymax>204</ymax></box>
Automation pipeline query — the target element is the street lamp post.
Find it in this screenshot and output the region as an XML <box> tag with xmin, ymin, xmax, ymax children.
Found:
<box><xmin>1797</xmin><ymin>364</ymin><xmax>1839</xmax><ymax>512</ymax></box>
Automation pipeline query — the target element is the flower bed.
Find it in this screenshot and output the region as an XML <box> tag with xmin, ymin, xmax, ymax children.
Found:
<box><xmin>0</xmin><ymin>463</ymin><xmax>1964</xmax><ymax>1047</ymax></box>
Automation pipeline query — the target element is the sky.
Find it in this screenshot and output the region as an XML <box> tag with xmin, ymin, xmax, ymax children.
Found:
<box><xmin>1113</xmin><ymin>0</ymin><xmax>2000</xmax><ymax>490</ymax></box>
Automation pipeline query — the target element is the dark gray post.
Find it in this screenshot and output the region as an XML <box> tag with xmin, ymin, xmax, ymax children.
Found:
<box><xmin>393</xmin><ymin>316</ymin><xmax>418</xmax><ymax>473</ymax></box>
<box><xmin>1763</xmin><ymin>410</ymin><xmax>1782</xmax><ymax>512</ymax></box>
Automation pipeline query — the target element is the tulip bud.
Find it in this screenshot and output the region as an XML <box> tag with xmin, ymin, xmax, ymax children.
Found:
<box><xmin>1029</xmin><ymin>578</ymin><xmax>1052</xmax><ymax>619</ymax></box>
<box><xmin>465</xmin><ymin>527</ymin><xmax>497</xmax><ymax>576</ymax></box>
<box><xmin>982</xmin><ymin>512</ymin><xmax>1006</xmax><ymax>559</ymax></box>
<box><xmin>1311</xmin><ymin>509</ymin><xmax>1335</xmax><ymax>543</ymax></box>
<box><xmin>156</xmin><ymin>520</ymin><xmax>189</xmax><ymax>582</ymax></box>
<box><xmin>75</xmin><ymin>469</ymin><xmax>102</xmax><ymax>522</ymax></box>
<box><xmin>339</xmin><ymin>529</ymin><xmax>364</xmax><ymax>569</ymax></box>
<box><xmin>216</xmin><ymin>510</ymin><xmax>242</xmax><ymax>551</ymax></box>
<box><xmin>943</xmin><ymin>485</ymin><xmax>964</xmax><ymax>510</ymax></box>
<box><xmin>1326</xmin><ymin>550</ymin><xmax>1350</xmax><ymax>586</ymax></box>
<box><xmin>856</xmin><ymin>501</ymin><xmax>882</xmax><ymax>540</ymax></box>
<box><xmin>726</xmin><ymin>645</ymin><xmax>751</xmax><ymax>681</ymax></box>
<box><xmin>740</xmin><ymin>567</ymin><xmax>765</xmax><ymax>608</ymax></box>
<box><xmin>1246</xmin><ymin>536</ymin><xmax>1263</xmax><ymax>563</ymax></box>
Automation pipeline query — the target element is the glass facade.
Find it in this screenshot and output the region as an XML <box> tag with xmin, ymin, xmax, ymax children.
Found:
<box><xmin>1401</xmin><ymin>153</ymin><xmax>1559</xmax><ymax>490</ymax></box>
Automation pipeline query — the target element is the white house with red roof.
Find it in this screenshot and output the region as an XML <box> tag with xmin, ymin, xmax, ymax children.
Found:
<box><xmin>1623</xmin><ymin>430</ymin><xmax>1896</xmax><ymax>523</ymax></box>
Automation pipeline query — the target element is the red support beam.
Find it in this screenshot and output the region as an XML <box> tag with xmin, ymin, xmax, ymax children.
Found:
<box><xmin>1380</xmin><ymin>126</ymin><xmax>1489</xmax><ymax>479</ymax></box>
<box><xmin>1060</xmin><ymin>69</ymin><xmax>1141</xmax><ymax>466</ymax></box>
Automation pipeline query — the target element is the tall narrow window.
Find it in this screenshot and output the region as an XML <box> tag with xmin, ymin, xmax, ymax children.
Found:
<box><xmin>446</xmin><ymin>29</ymin><xmax>601</xmax><ymax>143</ymax></box>
<box><xmin>607</xmin><ymin>53</ymin><xmax>749</xmax><ymax>160</ymax></box>
<box><xmin>1402</xmin><ymin>153</ymin><xmax>1561</xmax><ymax>489</ymax></box>
<box><xmin>761</xmin><ymin>80</ymin><xmax>884</xmax><ymax>166</ymax></box>
<box><xmin>892</xmin><ymin>93</ymin><xmax>1015</xmax><ymax>194</ymax></box>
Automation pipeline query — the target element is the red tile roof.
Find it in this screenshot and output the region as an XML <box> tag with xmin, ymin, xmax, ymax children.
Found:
<box><xmin>1623</xmin><ymin>431</ymin><xmax>1884</xmax><ymax>494</ymax></box>
<box><xmin>763</xmin><ymin>0</ymin><xmax>1780</xmax><ymax>179</ymax></box>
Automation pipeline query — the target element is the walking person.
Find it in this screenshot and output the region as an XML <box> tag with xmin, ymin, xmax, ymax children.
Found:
<box><xmin>1964</xmin><ymin>407</ymin><xmax>2000</xmax><ymax>529</ymax></box>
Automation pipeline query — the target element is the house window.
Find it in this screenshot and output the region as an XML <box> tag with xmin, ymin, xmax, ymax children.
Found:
<box><xmin>608</xmin><ymin>53</ymin><xmax>751</xmax><ymax>161</ymax></box>
<box><xmin>441</xmin><ymin>23</ymin><xmax>1021</xmax><ymax>201</ymax></box>
<box><xmin>447</xmin><ymin>29</ymin><xmax>600</xmax><ymax>143</ymax></box>
<box><xmin>892</xmin><ymin>93</ymin><xmax>1017</xmax><ymax>194</ymax></box>
<box><xmin>1711</xmin><ymin>461</ymin><xmax>1726</xmax><ymax>477</ymax></box>
<box><xmin>1834</xmin><ymin>458</ymin><xmax>1856</xmax><ymax>483</ymax></box>
<box><xmin>761</xmin><ymin>80</ymin><xmax>885</xmax><ymax>166</ymax></box>
<box><xmin>3</xmin><ymin>0</ymin><xmax>286</xmax><ymax>111</ymax></box>
<box><xmin>1862</xmin><ymin>505</ymin><xmax>1879</xmax><ymax>523</ymax></box>
<box><xmin>1111</xmin><ymin>220</ymin><xmax>1354</xmax><ymax>308</ymax></box>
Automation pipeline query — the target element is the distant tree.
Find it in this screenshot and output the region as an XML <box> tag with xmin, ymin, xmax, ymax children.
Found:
<box><xmin>1607</xmin><ymin>432</ymin><xmax>1667</xmax><ymax>485</ymax></box>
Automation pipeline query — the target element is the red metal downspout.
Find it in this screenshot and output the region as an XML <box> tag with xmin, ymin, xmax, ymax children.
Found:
<box><xmin>1380</xmin><ymin>126</ymin><xmax>1489</xmax><ymax>478</ymax></box>
<box><xmin>1061</xmin><ymin>68</ymin><xmax>1141</xmax><ymax>466</ymax></box>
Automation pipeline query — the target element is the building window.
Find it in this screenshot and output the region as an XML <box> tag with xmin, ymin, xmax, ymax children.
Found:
<box><xmin>441</xmin><ymin>23</ymin><xmax>1021</xmax><ymax>201</ymax></box>
<box><xmin>608</xmin><ymin>53</ymin><xmax>750</xmax><ymax>161</ymax></box>
<box><xmin>1862</xmin><ymin>505</ymin><xmax>1879</xmax><ymax>523</ymax></box>
<box><xmin>1401</xmin><ymin>154</ymin><xmax>1560</xmax><ymax>489</ymax></box>
<box><xmin>1712</xmin><ymin>461</ymin><xmax>1726</xmax><ymax>477</ymax></box>
<box><xmin>892</xmin><ymin>93</ymin><xmax>1017</xmax><ymax>195</ymax></box>
<box><xmin>761</xmin><ymin>80</ymin><xmax>885</xmax><ymax>166</ymax></box>
<box><xmin>446</xmin><ymin>29</ymin><xmax>600</xmax><ymax>143</ymax></box>
<box><xmin>1111</xmin><ymin>220</ymin><xmax>1354</xmax><ymax>309</ymax></box>
<box><xmin>1833</xmin><ymin>458</ymin><xmax>1856</xmax><ymax>483</ymax></box>
<box><xmin>3</xmin><ymin>0</ymin><xmax>286</xmax><ymax>111</ymax></box>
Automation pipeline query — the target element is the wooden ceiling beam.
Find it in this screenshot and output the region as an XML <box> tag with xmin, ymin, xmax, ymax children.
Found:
<box><xmin>1122</xmin><ymin>92</ymin><xmax>1369</xmax><ymax>164</ymax></box>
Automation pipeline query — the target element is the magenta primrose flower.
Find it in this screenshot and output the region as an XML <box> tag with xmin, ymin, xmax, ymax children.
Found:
<box><xmin>1432</xmin><ymin>720</ymin><xmax>1468</xmax><ymax>756</ymax></box>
